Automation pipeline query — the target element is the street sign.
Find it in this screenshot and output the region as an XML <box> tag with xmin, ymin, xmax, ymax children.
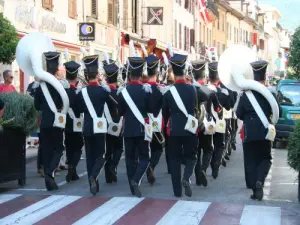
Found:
<box><xmin>147</xmin><ymin>7</ymin><xmax>163</xmax><ymax>25</ymax></box>
<box><xmin>79</xmin><ymin>23</ymin><xmax>95</xmax><ymax>41</ymax></box>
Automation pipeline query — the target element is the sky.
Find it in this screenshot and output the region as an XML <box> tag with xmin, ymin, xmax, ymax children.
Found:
<box><xmin>258</xmin><ymin>0</ymin><xmax>300</xmax><ymax>32</ymax></box>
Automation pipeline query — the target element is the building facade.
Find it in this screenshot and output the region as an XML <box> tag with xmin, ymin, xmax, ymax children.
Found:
<box><xmin>2</xmin><ymin>0</ymin><xmax>87</xmax><ymax>92</ymax></box>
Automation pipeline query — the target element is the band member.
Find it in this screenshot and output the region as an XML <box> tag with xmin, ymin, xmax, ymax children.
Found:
<box><xmin>190</xmin><ymin>60</ymin><xmax>222</xmax><ymax>186</ymax></box>
<box><xmin>163</xmin><ymin>53</ymin><xmax>198</xmax><ymax>197</ymax></box>
<box><xmin>118</xmin><ymin>57</ymin><xmax>154</xmax><ymax>197</ymax></box>
<box><xmin>77</xmin><ymin>55</ymin><xmax>112</xmax><ymax>195</ymax></box>
<box><xmin>64</xmin><ymin>61</ymin><xmax>84</xmax><ymax>183</ymax></box>
<box><xmin>143</xmin><ymin>54</ymin><xmax>165</xmax><ymax>185</ymax></box>
<box><xmin>34</xmin><ymin>52</ymin><xmax>64</xmax><ymax>191</ymax></box>
<box><xmin>207</xmin><ymin>62</ymin><xmax>231</xmax><ymax>179</ymax></box>
<box><xmin>237</xmin><ymin>60</ymin><xmax>281</xmax><ymax>201</ymax></box>
<box><xmin>103</xmin><ymin>62</ymin><xmax>123</xmax><ymax>183</ymax></box>
<box><xmin>219</xmin><ymin>82</ymin><xmax>235</xmax><ymax>161</ymax></box>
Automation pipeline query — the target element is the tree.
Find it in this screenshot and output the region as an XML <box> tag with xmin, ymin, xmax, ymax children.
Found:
<box><xmin>289</xmin><ymin>26</ymin><xmax>300</xmax><ymax>78</ymax></box>
<box><xmin>0</xmin><ymin>13</ymin><xmax>19</xmax><ymax>64</ymax></box>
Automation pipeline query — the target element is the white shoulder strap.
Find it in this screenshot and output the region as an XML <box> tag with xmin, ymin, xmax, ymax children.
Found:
<box><xmin>40</xmin><ymin>82</ymin><xmax>58</xmax><ymax>113</ymax></box>
<box><xmin>121</xmin><ymin>88</ymin><xmax>145</xmax><ymax>126</ymax></box>
<box><xmin>245</xmin><ymin>91</ymin><xmax>269</xmax><ymax>128</ymax></box>
<box><xmin>81</xmin><ymin>87</ymin><xmax>98</xmax><ymax>119</ymax></box>
<box><xmin>104</xmin><ymin>103</ymin><xmax>113</xmax><ymax>123</ymax></box>
<box><xmin>169</xmin><ymin>86</ymin><xmax>188</xmax><ymax>117</ymax></box>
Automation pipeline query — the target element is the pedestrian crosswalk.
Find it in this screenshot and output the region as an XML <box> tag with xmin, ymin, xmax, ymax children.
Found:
<box><xmin>0</xmin><ymin>193</ymin><xmax>288</xmax><ymax>225</ymax></box>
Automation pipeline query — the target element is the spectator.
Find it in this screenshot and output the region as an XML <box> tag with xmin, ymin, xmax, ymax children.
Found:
<box><xmin>0</xmin><ymin>70</ymin><xmax>16</xmax><ymax>93</ymax></box>
<box><xmin>274</xmin><ymin>52</ymin><xmax>287</xmax><ymax>79</ymax></box>
<box><xmin>0</xmin><ymin>99</ymin><xmax>4</xmax><ymax>118</ymax></box>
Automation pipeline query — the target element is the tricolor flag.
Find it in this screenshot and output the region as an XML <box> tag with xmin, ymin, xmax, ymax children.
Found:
<box><xmin>199</xmin><ymin>0</ymin><xmax>211</xmax><ymax>24</ymax></box>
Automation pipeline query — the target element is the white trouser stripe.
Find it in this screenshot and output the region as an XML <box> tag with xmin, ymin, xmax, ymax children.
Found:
<box><xmin>156</xmin><ymin>201</ymin><xmax>211</xmax><ymax>225</ymax></box>
<box><xmin>0</xmin><ymin>195</ymin><xmax>81</xmax><ymax>225</ymax></box>
<box><xmin>240</xmin><ymin>205</ymin><xmax>281</xmax><ymax>225</ymax></box>
<box><xmin>73</xmin><ymin>197</ymin><xmax>143</xmax><ymax>225</ymax></box>
<box><xmin>0</xmin><ymin>194</ymin><xmax>22</xmax><ymax>204</ymax></box>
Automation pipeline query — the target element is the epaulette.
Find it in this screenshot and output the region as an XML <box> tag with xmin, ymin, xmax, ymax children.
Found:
<box><xmin>76</xmin><ymin>87</ymin><xmax>82</xmax><ymax>94</ymax></box>
<box><xmin>158</xmin><ymin>85</ymin><xmax>170</xmax><ymax>95</ymax></box>
<box><xmin>207</xmin><ymin>84</ymin><xmax>217</xmax><ymax>92</ymax></box>
<box><xmin>59</xmin><ymin>79</ymin><xmax>70</xmax><ymax>89</ymax></box>
<box><xmin>117</xmin><ymin>86</ymin><xmax>125</xmax><ymax>95</ymax></box>
<box><xmin>143</xmin><ymin>83</ymin><xmax>152</xmax><ymax>94</ymax></box>
<box><xmin>101</xmin><ymin>84</ymin><xmax>111</xmax><ymax>93</ymax></box>
<box><xmin>220</xmin><ymin>88</ymin><xmax>229</xmax><ymax>96</ymax></box>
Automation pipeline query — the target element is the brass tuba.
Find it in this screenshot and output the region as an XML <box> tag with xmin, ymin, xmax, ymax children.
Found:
<box><xmin>218</xmin><ymin>44</ymin><xmax>279</xmax><ymax>124</ymax></box>
<box><xmin>16</xmin><ymin>32</ymin><xmax>69</xmax><ymax>114</ymax></box>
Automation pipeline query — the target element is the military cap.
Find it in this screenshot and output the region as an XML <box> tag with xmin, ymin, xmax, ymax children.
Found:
<box><xmin>82</xmin><ymin>55</ymin><xmax>99</xmax><ymax>76</ymax></box>
<box><xmin>64</xmin><ymin>61</ymin><xmax>80</xmax><ymax>80</ymax></box>
<box><xmin>103</xmin><ymin>63</ymin><xmax>119</xmax><ymax>83</ymax></box>
<box><xmin>146</xmin><ymin>54</ymin><xmax>160</xmax><ymax>76</ymax></box>
<box><xmin>128</xmin><ymin>57</ymin><xmax>146</xmax><ymax>77</ymax></box>
<box><xmin>208</xmin><ymin>62</ymin><xmax>219</xmax><ymax>80</ymax></box>
<box><xmin>191</xmin><ymin>60</ymin><xmax>206</xmax><ymax>80</ymax></box>
<box><xmin>43</xmin><ymin>52</ymin><xmax>61</xmax><ymax>74</ymax></box>
<box><xmin>250</xmin><ymin>60</ymin><xmax>268</xmax><ymax>81</ymax></box>
<box><xmin>169</xmin><ymin>53</ymin><xmax>188</xmax><ymax>76</ymax></box>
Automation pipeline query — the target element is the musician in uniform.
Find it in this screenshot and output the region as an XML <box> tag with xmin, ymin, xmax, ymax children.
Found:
<box><xmin>143</xmin><ymin>54</ymin><xmax>165</xmax><ymax>185</ymax></box>
<box><xmin>207</xmin><ymin>62</ymin><xmax>231</xmax><ymax>179</ymax></box>
<box><xmin>103</xmin><ymin>62</ymin><xmax>123</xmax><ymax>183</ymax></box>
<box><xmin>118</xmin><ymin>57</ymin><xmax>154</xmax><ymax>197</ymax></box>
<box><xmin>77</xmin><ymin>55</ymin><xmax>112</xmax><ymax>195</ymax></box>
<box><xmin>236</xmin><ymin>60</ymin><xmax>281</xmax><ymax>201</ymax></box>
<box><xmin>191</xmin><ymin>60</ymin><xmax>222</xmax><ymax>186</ymax></box>
<box><xmin>34</xmin><ymin>52</ymin><xmax>64</xmax><ymax>191</ymax></box>
<box><xmin>64</xmin><ymin>61</ymin><xmax>84</xmax><ymax>183</ymax></box>
<box><xmin>162</xmin><ymin>53</ymin><xmax>198</xmax><ymax>197</ymax></box>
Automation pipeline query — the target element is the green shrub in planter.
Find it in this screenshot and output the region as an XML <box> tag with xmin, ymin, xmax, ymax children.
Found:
<box><xmin>288</xmin><ymin>120</ymin><xmax>300</xmax><ymax>171</ymax></box>
<box><xmin>0</xmin><ymin>92</ymin><xmax>38</xmax><ymax>136</ymax></box>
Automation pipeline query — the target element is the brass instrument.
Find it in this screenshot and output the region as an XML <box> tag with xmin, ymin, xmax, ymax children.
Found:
<box><xmin>148</xmin><ymin>114</ymin><xmax>165</xmax><ymax>145</ymax></box>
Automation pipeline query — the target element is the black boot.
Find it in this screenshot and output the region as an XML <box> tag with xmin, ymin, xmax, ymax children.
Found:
<box><xmin>89</xmin><ymin>176</ymin><xmax>97</xmax><ymax>196</ymax></box>
<box><xmin>111</xmin><ymin>166</ymin><xmax>117</xmax><ymax>183</ymax></box>
<box><xmin>66</xmin><ymin>165</ymin><xmax>74</xmax><ymax>183</ymax></box>
<box><xmin>182</xmin><ymin>180</ymin><xmax>192</xmax><ymax>197</ymax></box>
<box><xmin>45</xmin><ymin>174</ymin><xmax>58</xmax><ymax>191</ymax></box>
<box><xmin>146</xmin><ymin>167</ymin><xmax>156</xmax><ymax>185</ymax></box>
<box><xmin>72</xmin><ymin>168</ymin><xmax>80</xmax><ymax>181</ymax></box>
<box><xmin>130</xmin><ymin>180</ymin><xmax>142</xmax><ymax>198</ymax></box>
<box><xmin>255</xmin><ymin>181</ymin><xmax>264</xmax><ymax>201</ymax></box>
<box><xmin>199</xmin><ymin>170</ymin><xmax>208</xmax><ymax>187</ymax></box>
<box><xmin>212</xmin><ymin>167</ymin><xmax>219</xmax><ymax>179</ymax></box>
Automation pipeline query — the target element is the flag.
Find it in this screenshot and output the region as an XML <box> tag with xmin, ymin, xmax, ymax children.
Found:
<box><xmin>199</xmin><ymin>0</ymin><xmax>211</xmax><ymax>24</ymax></box>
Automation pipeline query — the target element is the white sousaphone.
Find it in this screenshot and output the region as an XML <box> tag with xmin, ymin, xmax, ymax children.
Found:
<box><xmin>16</xmin><ymin>32</ymin><xmax>70</xmax><ymax>125</ymax></box>
<box><xmin>218</xmin><ymin>44</ymin><xmax>279</xmax><ymax>141</ymax></box>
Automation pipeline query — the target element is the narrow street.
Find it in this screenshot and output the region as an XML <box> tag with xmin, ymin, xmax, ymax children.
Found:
<box><xmin>0</xmin><ymin>137</ymin><xmax>299</xmax><ymax>224</ymax></box>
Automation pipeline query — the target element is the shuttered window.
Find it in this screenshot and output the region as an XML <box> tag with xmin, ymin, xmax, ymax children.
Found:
<box><xmin>123</xmin><ymin>0</ymin><xmax>128</xmax><ymax>30</ymax></box>
<box><xmin>187</xmin><ymin>28</ymin><xmax>190</xmax><ymax>52</ymax></box>
<box><xmin>91</xmin><ymin>0</ymin><xmax>97</xmax><ymax>17</ymax></box>
<box><xmin>179</xmin><ymin>23</ymin><xmax>182</xmax><ymax>49</ymax></box>
<box><xmin>68</xmin><ymin>0</ymin><xmax>77</xmax><ymax>19</ymax></box>
<box><xmin>175</xmin><ymin>20</ymin><xmax>178</xmax><ymax>48</ymax></box>
<box><xmin>190</xmin><ymin>29</ymin><xmax>195</xmax><ymax>49</ymax></box>
<box><xmin>42</xmin><ymin>0</ymin><xmax>53</xmax><ymax>10</ymax></box>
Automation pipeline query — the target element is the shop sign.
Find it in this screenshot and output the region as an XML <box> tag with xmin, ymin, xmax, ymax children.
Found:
<box><xmin>79</xmin><ymin>23</ymin><xmax>95</xmax><ymax>41</ymax></box>
<box><xmin>15</xmin><ymin>5</ymin><xmax>66</xmax><ymax>34</ymax></box>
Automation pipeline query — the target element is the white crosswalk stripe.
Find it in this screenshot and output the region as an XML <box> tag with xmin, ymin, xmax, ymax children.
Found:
<box><xmin>0</xmin><ymin>195</ymin><xmax>81</xmax><ymax>225</ymax></box>
<box><xmin>0</xmin><ymin>194</ymin><xmax>287</xmax><ymax>225</ymax></box>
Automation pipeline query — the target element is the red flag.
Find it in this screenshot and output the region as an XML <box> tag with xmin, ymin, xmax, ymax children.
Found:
<box><xmin>199</xmin><ymin>0</ymin><xmax>211</xmax><ymax>24</ymax></box>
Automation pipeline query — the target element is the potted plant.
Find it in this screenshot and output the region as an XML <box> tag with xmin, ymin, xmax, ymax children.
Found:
<box><xmin>287</xmin><ymin>120</ymin><xmax>300</xmax><ymax>202</ymax></box>
<box><xmin>0</xmin><ymin>92</ymin><xmax>38</xmax><ymax>186</ymax></box>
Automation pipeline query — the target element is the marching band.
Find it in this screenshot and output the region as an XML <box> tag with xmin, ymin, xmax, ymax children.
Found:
<box><xmin>18</xmin><ymin>32</ymin><xmax>281</xmax><ymax>201</ymax></box>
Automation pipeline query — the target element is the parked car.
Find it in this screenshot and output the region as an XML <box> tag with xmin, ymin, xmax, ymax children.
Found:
<box><xmin>275</xmin><ymin>79</ymin><xmax>300</xmax><ymax>147</ymax></box>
